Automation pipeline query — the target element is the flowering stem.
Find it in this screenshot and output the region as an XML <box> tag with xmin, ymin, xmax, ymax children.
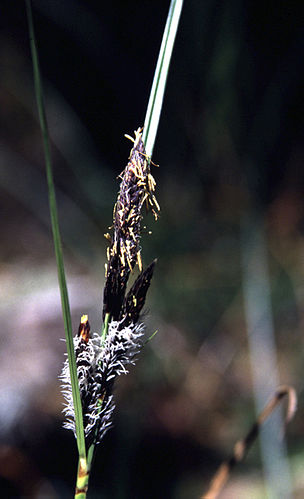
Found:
<box><xmin>25</xmin><ymin>0</ymin><xmax>184</xmax><ymax>494</ymax></box>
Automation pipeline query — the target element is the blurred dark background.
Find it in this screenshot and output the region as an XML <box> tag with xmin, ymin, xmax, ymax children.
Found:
<box><xmin>1</xmin><ymin>1</ymin><xmax>304</xmax><ymax>497</ymax></box>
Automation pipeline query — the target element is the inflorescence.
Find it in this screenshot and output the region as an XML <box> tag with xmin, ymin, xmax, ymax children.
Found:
<box><xmin>61</xmin><ymin>128</ymin><xmax>159</xmax><ymax>448</ymax></box>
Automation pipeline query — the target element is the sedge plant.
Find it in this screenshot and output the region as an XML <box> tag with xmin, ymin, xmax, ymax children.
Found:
<box><xmin>25</xmin><ymin>0</ymin><xmax>183</xmax><ymax>497</ymax></box>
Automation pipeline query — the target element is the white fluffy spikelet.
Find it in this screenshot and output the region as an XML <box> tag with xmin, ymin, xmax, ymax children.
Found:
<box><xmin>91</xmin><ymin>320</ymin><xmax>145</xmax><ymax>443</ymax></box>
<box><xmin>99</xmin><ymin>320</ymin><xmax>145</xmax><ymax>381</ymax></box>
<box><xmin>60</xmin><ymin>318</ymin><xmax>145</xmax><ymax>446</ymax></box>
<box><xmin>60</xmin><ymin>333</ymin><xmax>98</xmax><ymax>437</ymax></box>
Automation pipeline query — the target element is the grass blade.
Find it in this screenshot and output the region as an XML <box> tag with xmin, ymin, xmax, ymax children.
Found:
<box><xmin>143</xmin><ymin>0</ymin><xmax>183</xmax><ymax>157</ymax></box>
<box><xmin>25</xmin><ymin>0</ymin><xmax>86</xmax><ymax>460</ymax></box>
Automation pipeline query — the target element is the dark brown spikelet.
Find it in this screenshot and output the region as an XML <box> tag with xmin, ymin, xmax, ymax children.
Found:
<box><xmin>103</xmin><ymin>128</ymin><xmax>159</xmax><ymax>320</ymax></box>
<box><xmin>119</xmin><ymin>260</ymin><xmax>156</xmax><ymax>328</ymax></box>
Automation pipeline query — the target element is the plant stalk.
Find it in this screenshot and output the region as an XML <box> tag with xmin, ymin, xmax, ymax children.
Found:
<box><xmin>143</xmin><ymin>0</ymin><xmax>183</xmax><ymax>157</ymax></box>
<box><xmin>25</xmin><ymin>0</ymin><xmax>86</xmax><ymax>460</ymax></box>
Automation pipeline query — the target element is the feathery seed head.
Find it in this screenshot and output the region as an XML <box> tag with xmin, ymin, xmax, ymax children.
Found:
<box><xmin>61</xmin><ymin>315</ymin><xmax>145</xmax><ymax>447</ymax></box>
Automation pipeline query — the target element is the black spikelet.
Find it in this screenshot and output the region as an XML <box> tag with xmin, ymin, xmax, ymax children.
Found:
<box><xmin>119</xmin><ymin>260</ymin><xmax>156</xmax><ymax>328</ymax></box>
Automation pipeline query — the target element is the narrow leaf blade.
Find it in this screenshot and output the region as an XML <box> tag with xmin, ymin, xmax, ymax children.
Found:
<box><xmin>25</xmin><ymin>0</ymin><xmax>86</xmax><ymax>459</ymax></box>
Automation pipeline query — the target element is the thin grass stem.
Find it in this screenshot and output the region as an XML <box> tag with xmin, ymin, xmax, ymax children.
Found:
<box><xmin>25</xmin><ymin>0</ymin><xmax>86</xmax><ymax>461</ymax></box>
<box><xmin>143</xmin><ymin>0</ymin><xmax>183</xmax><ymax>157</ymax></box>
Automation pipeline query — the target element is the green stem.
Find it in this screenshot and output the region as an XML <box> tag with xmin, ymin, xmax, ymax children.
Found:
<box><xmin>143</xmin><ymin>0</ymin><xmax>183</xmax><ymax>157</ymax></box>
<box><xmin>25</xmin><ymin>0</ymin><xmax>86</xmax><ymax>459</ymax></box>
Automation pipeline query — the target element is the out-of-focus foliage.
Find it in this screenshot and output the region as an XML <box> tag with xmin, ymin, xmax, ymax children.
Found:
<box><xmin>0</xmin><ymin>1</ymin><xmax>304</xmax><ymax>497</ymax></box>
